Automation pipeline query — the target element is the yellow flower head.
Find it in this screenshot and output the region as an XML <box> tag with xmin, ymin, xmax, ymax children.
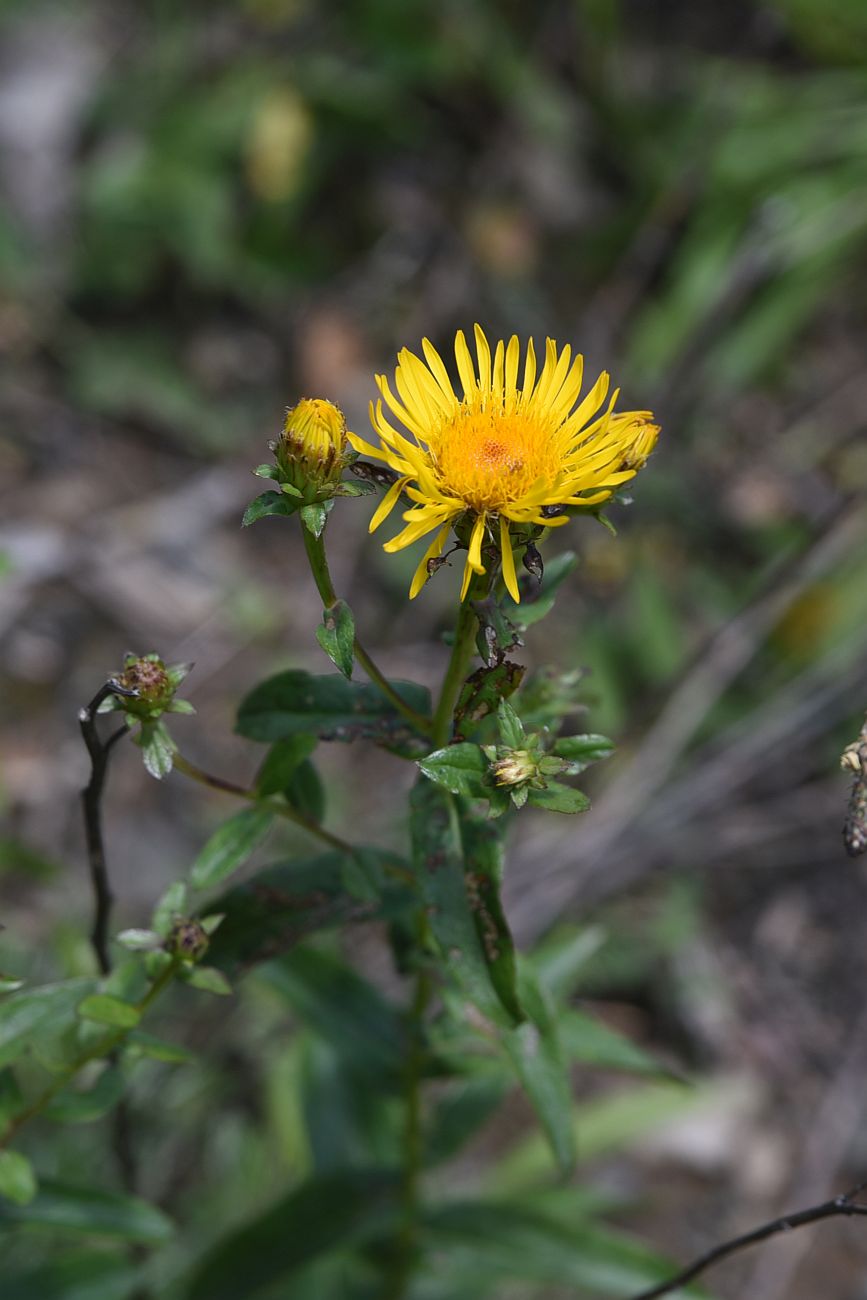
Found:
<box><xmin>281</xmin><ymin>397</ymin><xmax>347</xmax><ymax>480</ymax></box>
<box><xmin>349</xmin><ymin>325</ymin><xmax>659</xmax><ymax>602</ymax></box>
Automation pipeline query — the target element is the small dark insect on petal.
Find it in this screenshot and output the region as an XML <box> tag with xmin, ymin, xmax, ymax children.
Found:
<box><xmin>522</xmin><ymin>542</ymin><xmax>544</xmax><ymax>582</ymax></box>
<box><xmin>350</xmin><ymin>460</ymin><xmax>400</xmax><ymax>488</ymax></box>
<box><xmin>540</xmin><ymin>504</ymin><xmax>568</xmax><ymax>519</ymax></box>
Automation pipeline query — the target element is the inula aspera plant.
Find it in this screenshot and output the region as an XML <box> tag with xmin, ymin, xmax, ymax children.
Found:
<box><xmin>0</xmin><ymin>328</ymin><xmax>683</xmax><ymax>1300</ymax></box>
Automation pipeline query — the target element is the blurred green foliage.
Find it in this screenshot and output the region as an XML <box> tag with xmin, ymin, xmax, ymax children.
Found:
<box><xmin>3</xmin><ymin>0</ymin><xmax>867</xmax><ymax>1296</ymax></box>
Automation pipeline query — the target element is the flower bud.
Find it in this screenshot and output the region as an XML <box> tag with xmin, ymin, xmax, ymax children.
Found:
<box><xmin>117</xmin><ymin>654</ymin><xmax>173</xmax><ymax>716</ymax></box>
<box><xmin>618</xmin><ymin>416</ymin><xmax>660</xmax><ymax>471</ymax></box>
<box><xmin>279</xmin><ymin>398</ymin><xmax>347</xmax><ymax>484</ymax></box>
<box><xmin>166</xmin><ymin>918</ymin><xmax>210</xmax><ymax>964</ymax></box>
<box><xmin>490</xmin><ymin>749</ymin><xmax>539</xmax><ymax>787</ymax></box>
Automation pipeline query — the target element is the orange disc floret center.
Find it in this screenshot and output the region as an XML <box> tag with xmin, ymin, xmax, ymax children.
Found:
<box><xmin>430</xmin><ymin>406</ymin><xmax>560</xmax><ymax>513</ymax></box>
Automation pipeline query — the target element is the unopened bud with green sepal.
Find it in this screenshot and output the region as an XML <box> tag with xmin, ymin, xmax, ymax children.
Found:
<box><xmin>244</xmin><ymin>397</ymin><xmax>375</xmax><ymax>532</ymax></box>
<box><xmin>98</xmin><ymin>654</ymin><xmax>195</xmax><ymax>779</ymax></box>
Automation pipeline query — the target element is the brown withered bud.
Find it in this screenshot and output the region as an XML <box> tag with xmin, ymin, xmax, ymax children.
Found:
<box><xmin>522</xmin><ymin>542</ymin><xmax>544</xmax><ymax>583</ymax></box>
<box><xmin>166</xmin><ymin>919</ymin><xmax>210</xmax><ymax>964</ymax></box>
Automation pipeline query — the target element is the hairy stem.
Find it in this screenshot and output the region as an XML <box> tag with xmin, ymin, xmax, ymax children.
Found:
<box><xmin>172</xmin><ymin>752</ymin><xmax>353</xmax><ymax>855</ymax></box>
<box><xmin>300</xmin><ymin>522</ymin><xmax>431</xmax><ymax>736</ymax></box>
<box><xmin>0</xmin><ymin>958</ymin><xmax>180</xmax><ymax>1151</ymax></box>
<box><xmin>430</xmin><ymin>593</ymin><xmax>480</xmax><ymax>749</ymax></box>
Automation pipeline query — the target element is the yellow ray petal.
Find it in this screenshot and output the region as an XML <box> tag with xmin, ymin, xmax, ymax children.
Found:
<box><xmin>467</xmin><ymin>512</ymin><xmax>487</xmax><ymax>573</ymax></box>
<box><xmin>534</xmin><ymin>342</ymin><xmax>571</xmax><ymax>409</ymax></box>
<box><xmin>504</xmin><ymin>335</ymin><xmax>520</xmax><ymax>408</ymax></box>
<box><xmin>347</xmin><ymin>430</ymin><xmax>391</xmax><ymax>462</ymax></box>
<box><xmin>559</xmin><ymin>371</ymin><xmax>610</xmax><ymax>439</ymax></box>
<box><xmin>376</xmin><ymin>373</ymin><xmax>430</xmax><ymax>440</ymax></box>
<box><xmin>421</xmin><ymin>337</ymin><xmax>458</xmax><ymax>404</ymax></box>
<box><xmin>398</xmin><ymin>349</ymin><xmax>453</xmax><ymax>418</ymax></box>
<box><xmin>409</xmin><ymin>522</ymin><xmax>452</xmax><ymax>599</ymax></box>
<box><xmin>460</xmin><ymin>554</ymin><xmax>475</xmax><ymax>601</ymax></box>
<box><xmin>368</xmin><ymin>476</ymin><xmax>408</xmax><ymax>533</ymax></box>
<box><xmin>499</xmin><ymin>514</ymin><xmax>520</xmax><ymax>603</ymax></box>
<box><xmin>474</xmin><ymin>324</ymin><xmax>492</xmax><ymax>396</ymax></box>
<box><xmin>492</xmin><ymin>338</ymin><xmax>504</xmax><ymax>397</ymax></box>
<box><xmin>454</xmin><ymin>330</ymin><xmax>477</xmax><ymax>401</ymax></box>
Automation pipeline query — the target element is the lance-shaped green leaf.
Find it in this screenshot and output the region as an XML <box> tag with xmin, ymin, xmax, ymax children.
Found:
<box><xmin>77</xmin><ymin>995</ymin><xmax>140</xmax><ymax>1030</ymax></box>
<box><xmin>206</xmin><ymin>854</ymin><xmax>381</xmax><ymax>975</ymax></box>
<box><xmin>417</xmin><ymin>743</ymin><xmax>489</xmax><ymax>799</ymax></box>
<box><xmin>0</xmin><ymin>1181</ymin><xmax>174</xmax><ymax>1241</ymax></box>
<box><xmin>44</xmin><ymin>1065</ymin><xmax>126</xmax><ymax>1124</ymax></box>
<box><xmin>503</xmin><ymin>551</ymin><xmax>578</xmax><ymax>629</ymax></box>
<box><xmin>561</xmin><ymin>1009</ymin><xmax>683</xmax><ymax>1081</ymax></box>
<box><xmin>242</xmin><ymin>491</ymin><xmax>301</xmax><ymax>526</ymax></box>
<box><xmin>551</xmin><ymin>733</ymin><xmax>614</xmax><ymax>773</ymax></box>
<box><xmin>0</xmin><ymin>1151</ymin><xmax>37</xmax><ymax>1206</ymax></box>
<box><xmin>237</xmin><ymin>671</ymin><xmax>430</xmax><ymax>744</ymax></box>
<box><xmin>472</xmin><ymin>594</ymin><xmax>522</xmax><ymax>666</ymax></box>
<box><xmin>126</xmin><ymin>1031</ymin><xmax>194</xmax><ymax>1065</ymax></box>
<box><xmin>152</xmin><ymin>881</ymin><xmax>187</xmax><ymax>937</ymax></box>
<box><xmin>496</xmin><ymin>699</ymin><xmax>526</xmax><ymax>748</ymax></box>
<box><xmin>527</xmin><ymin>782</ymin><xmax>590</xmax><ymax>814</ymax></box>
<box><xmin>190</xmin><ymin>807</ymin><xmax>274</xmax><ymax>891</ymax></box>
<box><xmin>183</xmin><ymin>966</ymin><xmax>232</xmax><ymax>996</ymax></box>
<box><xmin>422</xmin><ymin>1198</ymin><xmax>707</xmax><ymax>1297</ymax></box>
<box><xmin>315</xmin><ymin>600</ymin><xmax>355</xmax><ymax>678</ymax></box>
<box><xmin>260</xmin><ymin>947</ymin><xmax>407</xmax><ymax>1085</ymax></box>
<box><xmin>256</xmin><ymin>736</ymin><xmax>317</xmax><ymax>796</ymax></box>
<box><xmin>411</xmin><ymin>781</ymin><xmax>520</xmax><ymax>1028</ymax></box>
<box><xmin>285</xmin><ymin>759</ymin><xmax>326</xmax><ymax>822</ymax></box>
<box><xmin>0</xmin><ymin>1069</ymin><xmax>22</xmax><ymax>1131</ymax></box>
<box><xmin>454</xmin><ymin>660</ymin><xmax>525</xmax><ymax>735</ymax></box>
<box><xmin>1</xmin><ymin>1251</ymin><xmax>141</xmax><ymax>1300</ymax></box>
<box><xmin>459</xmin><ymin>813</ymin><xmax>523</xmax><ymax>1024</ymax></box>
<box><xmin>185</xmin><ymin>1169</ymin><xmax>399</xmax><ymax>1300</ymax></box>
<box><xmin>424</xmin><ymin>1076</ymin><xmax>510</xmax><ymax>1167</ymax></box>
<box><xmin>0</xmin><ymin>980</ymin><xmax>94</xmax><ymax>1070</ymax></box>
<box><xmin>134</xmin><ymin>720</ymin><xmax>176</xmax><ymax>780</ymax></box>
<box><xmin>502</xmin><ymin>963</ymin><xmax>575</xmax><ymax>1173</ymax></box>
<box><xmin>255</xmin><ymin>736</ymin><xmax>325</xmax><ymax>822</ymax></box>
<box><xmin>300</xmin><ymin>501</ymin><xmax>331</xmax><ymax>537</ymax></box>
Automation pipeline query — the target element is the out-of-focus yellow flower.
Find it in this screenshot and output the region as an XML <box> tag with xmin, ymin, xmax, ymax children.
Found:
<box><xmin>246</xmin><ymin>88</ymin><xmax>312</xmax><ymax>202</ymax></box>
<box><xmin>280</xmin><ymin>397</ymin><xmax>347</xmax><ymax>482</ymax></box>
<box><xmin>349</xmin><ymin>326</ymin><xmax>659</xmax><ymax>602</ymax></box>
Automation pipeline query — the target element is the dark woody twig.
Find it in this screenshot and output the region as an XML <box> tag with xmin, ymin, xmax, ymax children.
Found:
<box><xmin>78</xmin><ymin>680</ymin><xmax>136</xmax><ymax>976</ymax></box>
<box><xmin>628</xmin><ymin>1183</ymin><xmax>867</xmax><ymax>1300</ymax></box>
<box><xmin>79</xmin><ymin>678</ymin><xmax>152</xmax><ymax>1299</ymax></box>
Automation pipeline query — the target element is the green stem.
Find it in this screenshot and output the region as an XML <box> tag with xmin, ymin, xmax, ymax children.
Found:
<box><xmin>172</xmin><ymin>752</ymin><xmax>352</xmax><ymax>855</ymax></box>
<box><xmin>0</xmin><ymin>959</ymin><xmax>181</xmax><ymax>1150</ymax></box>
<box><xmin>300</xmin><ymin>522</ymin><xmax>432</xmax><ymax>737</ymax></box>
<box><xmin>386</xmin><ymin>928</ymin><xmax>433</xmax><ymax>1300</ymax></box>
<box><xmin>430</xmin><ymin>591</ymin><xmax>480</xmax><ymax>748</ymax></box>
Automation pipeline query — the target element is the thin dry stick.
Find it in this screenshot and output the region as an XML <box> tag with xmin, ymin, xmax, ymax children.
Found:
<box><xmin>627</xmin><ymin>1184</ymin><xmax>867</xmax><ymax>1300</ymax></box>
<box><xmin>78</xmin><ymin>680</ymin><xmax>136</xmax><ymax>975</ymax></box>
<box><xmin>79</xmin><ymin>678</ymin><xmax>150</xmax><ymax>1296</ymax></box>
